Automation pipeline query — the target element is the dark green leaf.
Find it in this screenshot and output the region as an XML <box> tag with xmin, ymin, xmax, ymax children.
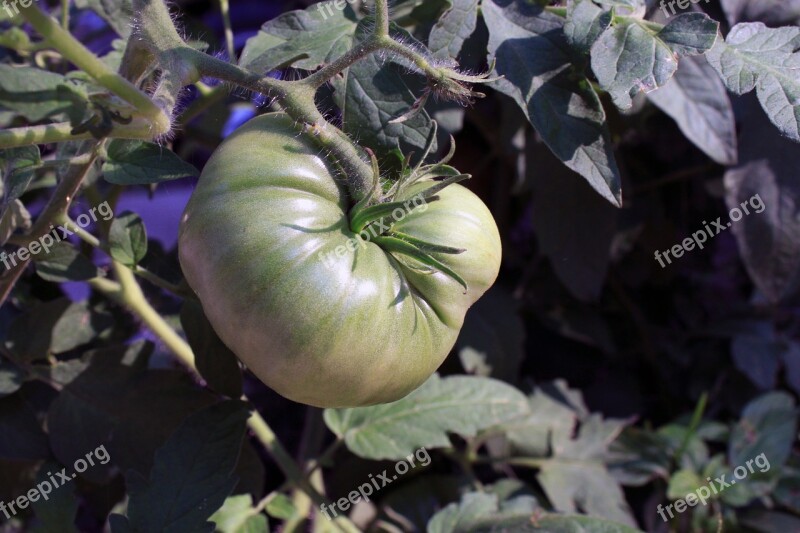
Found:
<box><xmin>239</xmin><ymin>4</ymin><xmax>357</xmax><ymax>73</ymax></box>
<box><xmin>564</xmin><ymin>0</ymin><xmax>612</xmax><ymax>54</ymax></box>
<box><xmin>1</xmin><ymin>145</ymin><xmax>41</xmax><ymax>204</ymax></box>
<box><xmin>648</xmin><ymin>55</ymin><xmax>737</xmax><ymax>165</ymax></box>
<box><xmin>30</xmin><ymin>461</ymin><xmax>80</xmax><ymax>533</ymax></box>
<box><xmin>180</xmin><ymin>300</ymin><xmax>243</xmax><ymax>398</ymax></box>
<box><xmin>324</xmin><ymin>373</ymin><xmax>529</xmax><ymax>460</ymax></box>
<box><xmin>723</xmin><ymin>98</ymin><xmax>800</xmax><ymax>302</ymax></box>
<box><xmin>0</xmin><ymin>199</ymin><xmax>31</xmax><ymax>246</ymax></box>
<box><xmin>428</xmin><ymin>0</ymin><xmax>480</xmax><ymax>59</ymax></box>
<box><xmin>103</xmin><ymin>140</ymin><xmax>198</xmax><ymax>185</ymax></box>
<box><xmin>35</xmin><ymin>242</ymin><xmax>102</xmax><ymax>282</ymax></box>
<box><xmin>116</xmin><ymin>400</ymin><xmax>250</xmax><ymax>533</ymax></box>
<box><xmin>707</xmin><ymin>22</ymin><xmax>800</xmax><ymax>142</ymax></box>
<box><xmin>729</xmin><ymin>391</ymin><xmax>796</xmax><ymax>468</ymax></box>
<box><xmin>332</xmin><ymin>20</ymin><xmax>438</xmax><ymax>159</ymax></box>
<box><xmin>484</xmin><ymin>0</ymin><xmax>622</xmax><ymax>206</ymax></box>
<box><xmin>591</xmin><ymin>14</ymin><xmax>718</xmax><ymax>109</ymax></box>
<box><xmin>0</xmin><ymin>66</ymin><xmax>87</xmax><ymax>122</ymax></box>
<box><xmin>0</xmin><ymin>394</ymin><xmax>50</xmax><ymax>460</ymax></box>
<box><xmin>109</xmin><ymin>211</ymin><xmax>147</xmax><ymax>266</ymax></box>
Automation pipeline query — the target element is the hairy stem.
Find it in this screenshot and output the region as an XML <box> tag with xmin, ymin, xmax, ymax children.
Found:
<box><xmin>20</xmin><ymin>4</ymin><xmax>171</xmax><ymax>136</ymax></box>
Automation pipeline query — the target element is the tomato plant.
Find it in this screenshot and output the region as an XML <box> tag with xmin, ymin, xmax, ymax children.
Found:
<box><xmin>1</xmin><ymin>0</ymin><xmax>800</xmax><ymax>532</ymax></box>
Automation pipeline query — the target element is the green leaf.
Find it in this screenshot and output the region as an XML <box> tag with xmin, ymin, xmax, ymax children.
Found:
<box><xmin>112</xmin><ymin>400</ymin><xmax>250</xmax><ymax>533</ymax></box>
<box><xmin>239</xmin><ymin>4</ymin><xmax>358</xmax><ymax>73</ymax></box>
<box><xmin>0</xmin><ymin>199</ymin><xmax>31</xmax><ymax>246</ymax></box>
<box><xmin>483</xmin><ymin>0</ymin><xmax>622</xmax><ymax>206</ymax></box>
<box><xmin>109</xmin><ymin>211</ymin><xmax>147</xmax><ymax>266</ymax></box>
<box><xmin>591</xmin><ymin>14</ymin><xmax>718</xmax><ymax>109</ymax></box>
<box><xmin>35</xmin><ymin>242</ymin><xmax>102</xmax><ymax>283</ymax></box>
<box><xmin>647</xmin><ymin>55</ymin><xmax>738</xmax><ymax>165</ymax></box>
<box><xmin>324</xmin><ymin>374</ymin><xmax>529</xmax><ymax>460</ymax></box>
<box><xmin>103</xmin><ymin>140</ymin><xmax>198</xmax><ymax>185</ymax></box>
<box><xmin>729</xmin><ymin>391</ymin><xmax>797</xmax><ymax>468</ymax></box>
<box><xmin>0</xmin><ymin>356</ymin><xmax>23</xmax><ymax>398</ymax></box>
<box><xmin>427</xmin><ymin>492</ymin><xmax>644</xmax><ymax>533</ymax></box>
<box><xmin>1</xmin><ymin>145</ymin><xmax>41</xmax><ymax>203</ymax></box>
<box><xmin>428</xmin><ymin>0</ymin><xmax>480</xmax><ymax>59</ymax></box>
<box><xmin>707</xmin><ymin>22</ymin><xmax>800</xmax><ymax>142</ymax></box>
<box><xmin>564</xmin><ymin>0</ymin><xmax>612</xmax><ymax>54</ymax></box>
<box><xmin>180</xmin><ymin>300</ymin><xmax>243</xmax><ymax>398</ymax></box>
<box><xmin>667</xmin><ymin>469</ymin><xmax>704</xmax><ymax>500</ymax></box>
<box><xmin>0</xmin><ymin>66</ymin><xmax>87</xmax><ymax>122</ymax></box>
<box><xmin>264</xmin><ymin>493</ymin><xmax>296</xmax><ymax>521</ymax></box>
<box><xmin>210</xmin><ymin>495</ymin><xmax>269</xmax><ymax>533</ymax></box>
<box><xmin>537</xmin><ymin>415</ymin><xmax>635</xmax><ymax>526</ymax></box>
<box><xmin>332</xmin><ymin>19</ymin><xmax>438</xmax><ymax>159</ymax></box>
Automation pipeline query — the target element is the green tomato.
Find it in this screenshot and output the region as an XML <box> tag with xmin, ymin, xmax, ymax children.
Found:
<box><xmin>179</xmin><ymin>113</ymin><xmax>501</xmax><ymax>407</ymax></box>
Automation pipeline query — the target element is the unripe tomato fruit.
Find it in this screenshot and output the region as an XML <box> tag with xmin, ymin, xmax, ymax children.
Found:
<box><xmin>179</xmin><ymin>114</ymin><xmax>501</xmax><ymax>407</ymax></box>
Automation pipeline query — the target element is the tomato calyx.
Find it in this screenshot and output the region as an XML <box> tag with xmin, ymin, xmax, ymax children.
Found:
<box><xmin>347</xmin><ymin>124</ymin><xmax>471</xmax><ymax>291</ymax></box>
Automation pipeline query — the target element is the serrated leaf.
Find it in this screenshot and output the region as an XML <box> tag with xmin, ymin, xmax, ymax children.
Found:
<box><xmin>564</xmin><ymin>0</ymin><xmax>612</xmax><ymax>54</ymax></box>
<box><xmin>332</xmin><ymin>19</ymin><xmax>438</xmax><ymax>159</ymax></box>
<box><xmin>537</xmin><ymin>415</ymin><xmax>636</xmax><ymax>526</ymax></box>
<box><xmin>239</xmin><ymin>4</ymin><xmax>357</xmax><ymax>73</ymax></box>
<box><xmin>648</xmin><ymin>55</ymin><xmax>738</xmax><ymax>165</ymax></box>
<box><xmin>210</xmin><ymin>495</ymin><xmax>269</xmax><ymax>533</ymax></box>
<box><xmin>591</xmin><ymin>14</ymin><xmax>718</xmax><ymax>109</ymax></box>
<box><xmin>483</xmin><ymin>0</ymin><xmax>622</xmax><ymax>206</ymax></box>
<box><xmin>729</xmin><ymin>391</ymin><xmax>796</xmax><ymax>468</ymax></box>
<box><xmin>109</xmin><ymin>211</ymin><xmax>147</xmax><ymax>266</ymax></box>
<box><xmin>0</xmin><ymin>66</ymin><xmax>87</xmax><ymax>122</ymax></box>
<box><xmin>667</xmin><ymin>469</ymin><xmax>704</xmax><ymax>500</ymax></box>
<box><xmin>427</xmin><ymin>492</ymin><xmax>643</xmax><ymax>533</ymax></box>
<box><xmin>180</xmin><ymin>300</ymin><xmax>242</xmax><ymax>398</ymax></box>
<box><xmin>324</xmin><ymin>374</ymin><xmax>529</xmax><ymax>460</ymax></box>
<box><xmin>102</xmin><ymin>140</ymin><xmax>198</xmax><ymax>185</ymax></box>
<box><xmin>113</xmin><ymin>400</ymin><xmax>250</xmax><ymax>533</ymax></box>
<box><xmin>428</xmin><ymin>0</ymin><xmax>480</xmax><ymax>59</ymax></box>
<box><xmin>35</xmin><ymin>241</ymin><xmax>101</xmax><ymax>282</ymax></box>
<box><xmin>707</xmin><ymin>22</ymin><xmax>800</xmax><ymax>142</ymax></box>
<box><xmin>503</xmin><ymin>382</ymin><xmax>580</xmax><ymax>457</ymax></box>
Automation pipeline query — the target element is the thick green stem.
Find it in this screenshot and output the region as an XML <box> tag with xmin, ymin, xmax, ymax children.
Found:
<box><xmin>0</xmin><ymin>119</ymin><xmax>155</xmax><ymax>149</ymax></box>
<box><xmin>20</xmin><ymin>4</ymin><xmax>171</xmax><ymax>136</ymax></box>
<box><xmin>373</xmin><ymin>0</ymin><xmax>390</xmax><ymax>37</ymax></box>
